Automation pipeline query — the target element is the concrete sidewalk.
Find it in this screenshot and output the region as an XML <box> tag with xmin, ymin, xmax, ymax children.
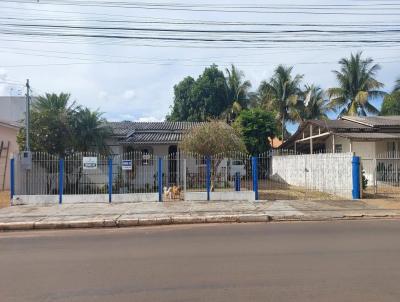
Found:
<box><xmin>0</xmin><ymin>199</ymin><xmax>400</xmax><ymax>231</ymax></box>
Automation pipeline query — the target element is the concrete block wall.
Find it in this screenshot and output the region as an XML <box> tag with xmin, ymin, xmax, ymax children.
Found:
<box><xmin>271</xmin><ymin>153</ymin><xmax>353</xmax><ymax>199</ymax></box>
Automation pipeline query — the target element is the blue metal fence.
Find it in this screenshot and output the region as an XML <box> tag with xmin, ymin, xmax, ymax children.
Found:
<box><xmin>11</xmin><ymin>150</ymin><xmax>361</xmax><ymax>202</ymax></box>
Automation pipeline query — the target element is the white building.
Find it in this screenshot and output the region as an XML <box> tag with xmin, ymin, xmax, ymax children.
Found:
<box><xmin>281</xmin><ymin>116</ymin><xmax>400</xmax><ymax>157</ymax></box>
<box><xmin>106</xmin><ymin>121</ymin><xmax>247</xmax><ymax>191</ymax></box>
<box><xmin>281</xmin><ymin>116</ymin><xmax>400</xmax><ymax>187</ymax></box>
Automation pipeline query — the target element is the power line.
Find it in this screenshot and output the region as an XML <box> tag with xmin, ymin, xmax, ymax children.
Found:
<box><xmin>2</xmin><ymin>0</ymin><xmax>400</xmax><ymax>16</ymax></box>
<box><xmin>2</xmin><ymin>30</ymin><xmax>399</xmax><ymax>44</ymax></box>
<box><xmin>1</xmin><ymin>16</ymin><xmax>400</xmax><ymax>28</ymax></box>
<box><xmin>3</xmin><ymin>22</ymin><xmax>400</xmax><ymax>35</ymax></box>
<box><xmin>1</xmin><ymin>46</ymin><xmax>399</xmax><ymax>66</ymax></box>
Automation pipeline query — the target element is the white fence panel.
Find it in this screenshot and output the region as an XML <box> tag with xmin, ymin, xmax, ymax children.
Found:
<box><xmin>271</xmin><ymin>153</ymin><xmax>353</xmax><ymax>199</ymax></box>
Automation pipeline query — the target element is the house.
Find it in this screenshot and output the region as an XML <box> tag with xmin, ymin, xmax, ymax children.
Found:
<box><xmin>280</xmin><ymin>116</ymin><xmax>400</xmax><ymax>158</ymax></box>
<box><xmin>106</xmin><ymin>121</ymin><xmax>247</xmax><ymax>189</ymax></box>
<box><xmin>107</xmin><ymin>121</ymin><xmax>205</xmax><ymax>156</ymax></box>
<box><xmin>107</xmin><ymin>121</ymin><xmax>206</xmax><ymax>187</ymax></box>
<box><xmin>0</xmin><ymin>120</ymin><xmax>20</xmax><ymax>190</ymax></box>
<box><xmin>0</xmin><ymin>96</ymin><xmax>27</xmax><ymax>190</ymax></box>
<box><xmin>280</xmin><ymin>116</ymin><xmax>400</xmax><ymax>188</ymax></box>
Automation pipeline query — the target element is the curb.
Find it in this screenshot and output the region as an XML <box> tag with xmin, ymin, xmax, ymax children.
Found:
<box><xmin>0</xmin><ymin>214</ymin><xmax>399</xmax><ymax>231</ymax></box>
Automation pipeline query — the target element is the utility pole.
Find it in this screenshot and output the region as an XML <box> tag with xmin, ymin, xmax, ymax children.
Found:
<box><xmin>25</xmin><ymin>79</ymin><xmax>30</xmax><ymax>151</ymax></box>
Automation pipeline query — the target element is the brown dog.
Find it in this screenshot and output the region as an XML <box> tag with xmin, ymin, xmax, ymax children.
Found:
<box><xmin>163</xmin><ymin>186</ymin><xmax>182</xmax><ymax>200</ymax></box>
<box><xmin>171</xmin><ymin>185</ymin><xmax>182</xmax><ymax>199</ymax></box>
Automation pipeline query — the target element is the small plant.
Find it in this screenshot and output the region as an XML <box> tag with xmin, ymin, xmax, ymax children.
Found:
<box><xmin>362</xmin><ymin>169</ymin><xmax>368</xmax><ymax>190</ymax></box>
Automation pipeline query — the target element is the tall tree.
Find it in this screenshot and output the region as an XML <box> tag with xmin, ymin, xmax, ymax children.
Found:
<box><xmin>381</xmin><ymin>91</ymin><xmax>400</xmax><ymax>116</ymax></box>
<box><xmin>71</xmin><ymin>108</ymin><xmax>111</xmax><ymax>153</ymax></box>
<box><xmin>258</xmin><ymin>65</ymin><xmax>303</xmax><ymax>140</ymax></box>
<box><xmin>233</xmin><ymin>108</ymin><xmax>276</xmax><ymax>155</ymax></box>
<box><xmin>167</xmin><ymin>76</ymin><xmax>196</xmax><ymax>121</ymax></box>
<box><xmin>17</xmin><ymin>93</ymin><xmax>110</xmax><ymax>156</ymax></box>
<box><xmin>17</xmin><ymin>93</ymin><xmax>76</xmax><ymax>155</ymax></box>
<box><xmin>224</xmin><ymin>64</ymin><xmax>251</xmax><ymax>122</ymax></box>
<box><xmin>167</xmin><ymin>64</ymin><xmax>228</xmax><ymax>121</ymax></box>
<box><xmin>327</xmin><ymin>52</ymin><xmax>385</xmax><ymax>116</ymax></box>
<box><xmin>294</xmin><ymin>85</ymin><xmax>329</xmax><ymax>121</ymax></box>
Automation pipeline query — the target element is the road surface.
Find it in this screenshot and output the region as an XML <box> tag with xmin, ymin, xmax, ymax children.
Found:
<box><xmin>1</xmin><ymin>221</ymin><xmax>400</xmax><ymax>302</ymax></box>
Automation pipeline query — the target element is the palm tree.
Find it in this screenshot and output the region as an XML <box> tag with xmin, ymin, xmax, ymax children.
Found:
<box><xmin>33</xmin><ymin>92</ymin><xmax>76</xmax><ymax>114</ymax></box>
<box><xmin>327</xmin><ymin>52</ymin><xmax>385</xmax><ymax>116</ymax></box>
<box><xmin>295</xmin><ymin>85</ymin><xmax>329</xmax><ymax>121</ymax></box>
<box><xmin>223</xmin><ymin>64</ymin><xmax>251</xmax><ymax>122</ymax></box>
<box><xmin>258</xmin><ymin>65</ymin><xmax>303</xmax><ymax>140</ymax></box>
<box><xmin>71</xmin><ymin>108</ymin><xmax>111</xmax><ymax>154</ymax></box>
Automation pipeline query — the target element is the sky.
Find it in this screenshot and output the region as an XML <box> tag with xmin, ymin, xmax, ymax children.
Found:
<box><xmin>0</xmin><ymin>0</ymin><xmax>399</xmax><ymax>133</ymax></box>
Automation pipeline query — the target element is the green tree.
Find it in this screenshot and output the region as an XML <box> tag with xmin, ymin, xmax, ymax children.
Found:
<box><xmin>71</xmin><ymin>108</ymin><xmax>112</xmax><ymax>153</ymax></box>
<box><xmin>167</xmin><ymin>76</ymin><xmax>196</xmax><ymax>121</ymax></box>
<box><xmin>327</xmin><ymin>52</ymin><xmax>385</xmax><ymax>116</ymax></box>
<box><xmin>180</xmin><ymin>121</ymin><xmax>246</xmax><ymax>189</ymax></box>
<box><xmin>258</xmin><ymin>65</ymin><xmax>303</xmax><ymax>140</ymax></box>
<box><xmin>381</xmin><ymin>91</ymin><xmax>400</xmax><ymax>115</ymax></box>
<box><xmin>180</xmin><ymin>120</ymin><xmax>246</xmax><ymax>156</ymax></box>
<box><xmin>168</xmin><ymin>65</ymin><xmax>229</xmax><ymax>121</ymax></box>
<box><xmin>17</xmin><ymin>93</ymin><xmax>76</xmax><ymax>155</ymax></box>
<box><xmin>223</xmin><ymin>64</ymin><xmax>251</xmax><ymax>122</ymax></box>
<box><xmin>295</xmin><ymin>85</ymin><xmax>329</xmax><ymax>121</ymax></box>
<box><xmin>17</xmin><ymin>93</ymin><xmax>110</xmax><ymax>156</ymax></box>
<box><xmin>234</xmin><ymin>108</ymin><xmax>277</xmax><ymax>155</ymax></box>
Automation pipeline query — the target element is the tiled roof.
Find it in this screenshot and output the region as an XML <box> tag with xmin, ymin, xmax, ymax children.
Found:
<box><xmin>310</xmin><ymin>119</ymin><xmax>370</xmax><ymax>130</ymax></box>
<box><xmin>336</xmin><ymin>132</ymin><xmax>400</xmax><ymax>140</ymax></box>
<box><xmin>122</xmin><ymin>132</ymin><xmax>185</xmax><ymax>145</ymax></box>
<box><xmin>281</xmin><ymin>116</ymin><xmax>400</xmax><ymax>149</ymax></box>
<box><xmin>108</xmin><ymin>121</ymin><xmax>205</xmax><ymax>144</ymax></box>
<box><xmin>342</xmin><ymin>116</ymin><xmax>400</xmax><ymax>128</ymax></box>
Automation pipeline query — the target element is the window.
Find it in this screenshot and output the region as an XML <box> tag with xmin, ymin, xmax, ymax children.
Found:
<box><xmin>335</xmin><ymin>144</ymin><xmax>342</xmax><ymax>153</ymax></box>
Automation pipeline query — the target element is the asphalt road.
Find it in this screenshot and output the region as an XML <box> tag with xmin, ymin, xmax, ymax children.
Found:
<box><xmin>1</xmin><ymin>221</ymin><xmax>400</xmax><ymax>302</ymax></box>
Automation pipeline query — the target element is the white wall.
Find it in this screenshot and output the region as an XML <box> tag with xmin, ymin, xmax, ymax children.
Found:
<box><xmin>271</xmin><ymin>153</ymin><xmax>354</xmax><ymax>199</ymax></box>
<box><xmin>324</xmin><ymin>135</ymin><xmax>353</xmax><ymax>153</ymax></box>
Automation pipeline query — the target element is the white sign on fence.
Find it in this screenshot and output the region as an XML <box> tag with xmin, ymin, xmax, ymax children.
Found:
<box><xmin>122</xmin><ymin>160</ymin><xmax>132</xmax><ymax>171</ymax></box>
<box><xmin>83</xmin><ymin>157</ymin><xmax>98</xmax><ymax>170</ymax></box>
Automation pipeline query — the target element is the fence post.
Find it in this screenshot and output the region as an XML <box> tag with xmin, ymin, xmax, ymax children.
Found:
<box><xmin>206</xmin><ymin>156</ymin><xmax>211</xmax><ymax>201</ymax></box>
<box><xmin>59</xmin><ymin>158</ymin><xmax>64</xmax><ymax>204</ymax></box>
<box><xmin>158</xmin><ymin>157</ymin><xmax>163</xmax><ymax>202</ymax></box>
<box><xmin>10</xmin><ymin>158</ymin><xmax>15</xmax><ymax>202</ymax></box>
<box><xmin>252</xmin><ymin>156</ymin><xmax>259</xmax><ymax>201</ymax></box>
<box><xmin>183</xmin><ymin>159</ymin><xmax>187</xmax><ymax>200</ymax></box>
<box><xmin>235</xmin><ymin>172</ymin><xmax>241</xmax><ymax>191</ymax></box>
<box><xmin>108</xmin><ymin>157</ymin><xmax>112</xmax><ymax>203</ymax></box>
<box><xmin>352</xmin><ymin>156</ymin><xmax>361</xmax><ymax>199</ymax></box>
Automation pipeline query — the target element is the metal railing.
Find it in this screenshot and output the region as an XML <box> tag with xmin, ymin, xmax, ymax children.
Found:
<box><xmin>362</xmin><ymin>151</ymin><xmax>400</xmax><ymax>198</ymax></box>
<box><xmin>11</xmin><ymin>150</ymin><xmax>361</xmax><ymax>202</ymax></box>
<box><xmin>113</xmin><ymin>152</ymin><xmax>158</xmax><ymax>194</ymax></box>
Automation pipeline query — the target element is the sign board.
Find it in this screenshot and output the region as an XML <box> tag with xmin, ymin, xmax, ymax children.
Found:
<box><xmin>142</xmin><ymin>154</ymin><xmax>151</xmax><ymax>160</ymax></box>
<box><xmin>21</xmin><ymin>151</ymin><xmax>32</xmax><ymax>170</ymax></box>
<box><xmin>83</xmin><ymin>157</ymin><xmax>97</xmax><ymax>170</ymax></box>
<box><xmin>121</xmin><ymin>160</ymin><xmax>132</xmax><ymax>171</ymax></box>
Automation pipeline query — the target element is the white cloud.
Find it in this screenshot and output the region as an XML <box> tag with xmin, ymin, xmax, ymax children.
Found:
<box><xmin>0</xmin><ymin>0</ymin><xmax>398</xmax><ymax>126</ymax></box>
<box><xmin>0</xmin><ymin>68</ymin><xmax>7</xmax><ymax>81</ymax></box>
<box><xmin>122</xmin><ymin>89</ymin><xmax>136</xmax><ymax>100</ymax></box>
<box><xmin>136</xmin><ymin>116</ymin><xmax>163</xmax><ymax>122</ymax></box>
<box><xmin>98</xmin><ymin>91</ymin><xmax>108</xmax><ymax>100</ymax></box>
